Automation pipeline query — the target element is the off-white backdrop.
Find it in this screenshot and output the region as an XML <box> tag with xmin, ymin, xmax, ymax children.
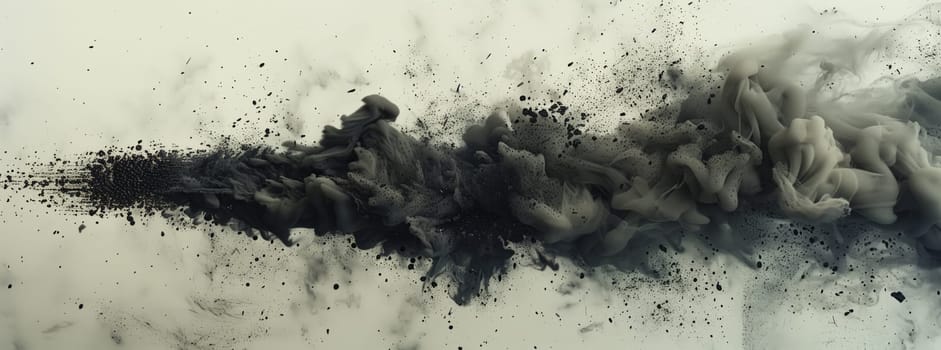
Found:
<box><xmin>1</xmin><ymin>1</ymin><xmax>938</xmax><ymax>349</ymax></box>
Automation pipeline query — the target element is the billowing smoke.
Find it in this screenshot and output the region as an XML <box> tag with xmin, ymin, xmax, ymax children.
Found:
<box><xmin>19</xmin><ymin>26</ymin><xmax>941</xmax><ymax>304</ymax></box>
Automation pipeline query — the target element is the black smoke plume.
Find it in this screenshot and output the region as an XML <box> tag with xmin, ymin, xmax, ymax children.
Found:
<box><xmin>20</xmin><ymin>29</ymin><xmax>941</xmax><ymax>304</ymax></box>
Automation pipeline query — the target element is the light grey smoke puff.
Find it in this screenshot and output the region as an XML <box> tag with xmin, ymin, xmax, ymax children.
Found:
<box><xmin>711</xmin><ymin>28</ymin><xmax>941</xmax><ymax>253</ymax></box>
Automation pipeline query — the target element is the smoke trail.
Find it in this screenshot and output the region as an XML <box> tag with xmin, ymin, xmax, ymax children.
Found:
<box><xmin>12</xmin><ymin>24</ymin><xmax>941</xmax><ymax>305</ymax></box>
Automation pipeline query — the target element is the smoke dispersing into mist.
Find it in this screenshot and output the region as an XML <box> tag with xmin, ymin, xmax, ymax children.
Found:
<box><xmin>13</xmin><ymin>23</ymin><xmax>941</xmax><ymax>305</ymax></box>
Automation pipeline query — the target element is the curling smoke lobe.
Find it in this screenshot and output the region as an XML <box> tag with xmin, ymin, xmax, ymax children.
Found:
<box><xmin>34</xmin><ymin>28</ymin><xmax>941</xmax><ymax>303</ymax></box>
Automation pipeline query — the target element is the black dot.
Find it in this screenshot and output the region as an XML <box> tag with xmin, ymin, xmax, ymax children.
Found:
<box><xmin>78</xmin><ymin>304</ymin><xmax>84</xmax><ymax>310</ymax></box>
<box><xmin>6</xmin><ymin>284</ymin><xmax>10</xmax><ymax>289</ymax></box>
<box><xmin>333</xmin><ymin>283</ymin><xmax>339</xmax><ymax>290</ymax></box>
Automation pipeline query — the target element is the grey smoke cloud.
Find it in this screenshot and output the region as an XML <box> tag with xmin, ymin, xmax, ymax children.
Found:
<box><xmin>18</xmin><ymin>21</ymin><xmax>941</xmax><ymax>312</ymax></box>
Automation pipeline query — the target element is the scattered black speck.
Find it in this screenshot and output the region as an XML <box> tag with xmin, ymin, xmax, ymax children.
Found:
<box><xmin>891</xmin><ymin>291</ymin><xmax>906</xmax><ymax>303</ymax></box>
